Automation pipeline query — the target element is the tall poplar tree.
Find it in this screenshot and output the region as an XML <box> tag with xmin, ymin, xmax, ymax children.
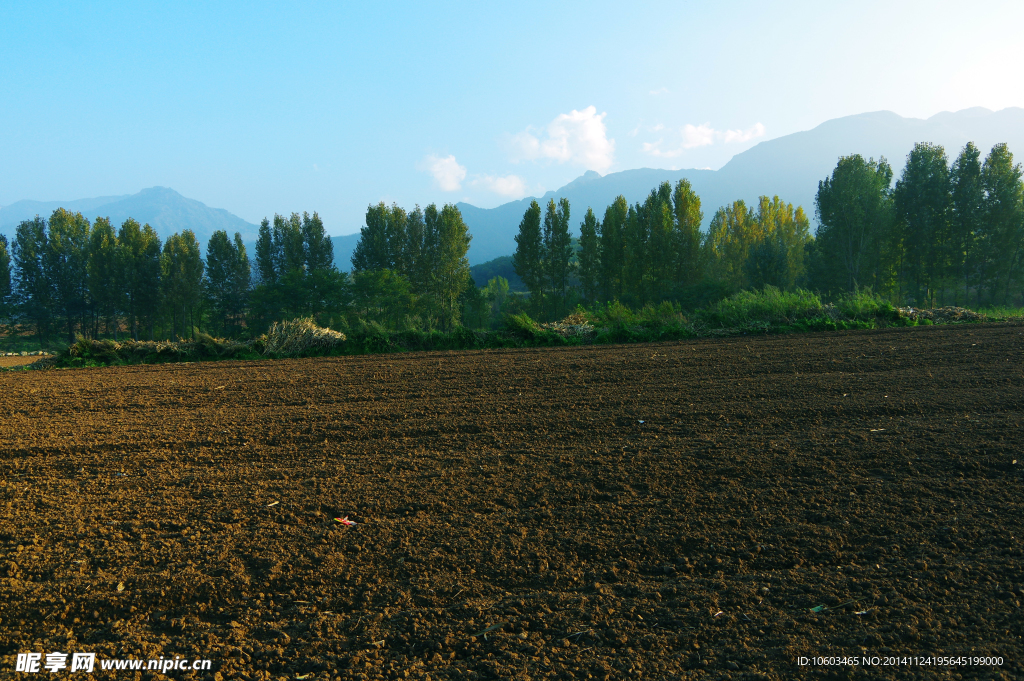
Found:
<box><xmin>598</xmin><ymin>196</ymin><xmax>628</xmax><ymax>301</ymax></box>
<box><xmin>672</xmin><ymin>179</ymin><xmax>704</xmax><ymax>289</ymax></box>
<box><xmin>87</xmin><ymin>217</ymin><xmax>122</xmax><ymax>338</ymax></box>
<box><xmin>544</xmin><ymin>198</ymin><xmax>573</xmax><ymax>302</ymax></box>
<box><xmin>352</xmin><ymin>202</ymin><xmax>394</xmax><ymax>272</ymax></box>
<box><xmin>950</xmin><ymin>143</ymin><xmax>984</xmax><ymax>304</ymax></box>
<box><xmin>12</xmin><ymin>217</ymin><xmax>50</xmax><ymax>343</ymax></box>
<box><xmin>206</xmin><ymin>230</ymin><xmax>251</xmax><ymax>335</ymax></box>
<box><xmin>118</xmin><ymin>219</ymin><xmax>162</xmax><ymax>340</ymax></box>
<box><xmin>814</xmin><ymin>155</ymin><xmax>894</xmax><ymax>294</ymax></box>
<box><xmin>0</xmin><ymin>235</ymin><xmax>11</xmax><ymax>326</ymax></box>
<box><xmin>577</xmin><ymin>207</ymin><xmax>600</xmax><ymax>303</ymax></box>
<box><xmin>894</xmin><ymin>143</ymin><xmax>952</xmax><ymax>306</ymax></box>
<box><xmin>434</xmin><ymin>203</ymin><xmax>472</xmax><ymax>329</ymax></box>
<box><xmin>980</xmin><ymin>143</ymin><xmax>1024</xmax><ymax>304</ymax></box>
<box><xmin>45</xmin><ymin>208</ymin><xmax>91</xmax><ymax>343</ymax></box>
<box><xmin>513</xmin><ymin>200</ymin><xmax>544</xmax><ymax>304</ymax></box>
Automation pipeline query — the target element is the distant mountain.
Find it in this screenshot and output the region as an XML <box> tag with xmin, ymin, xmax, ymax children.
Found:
<box><xmin>456</xmin><ymin>107</ymin><xmax>1024</xmax><ymax>264</ymax></box>
<box><xmin>0</xmin><ymin>186</ymin><xmax>260</xmax><ymax>246</ymax></box>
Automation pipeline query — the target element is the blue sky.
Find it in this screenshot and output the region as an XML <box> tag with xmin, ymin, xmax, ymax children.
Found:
<box><xmin>2</xmin><ymin>1</ymin><xmax>1022</xmax><ymax>235</ymax></box>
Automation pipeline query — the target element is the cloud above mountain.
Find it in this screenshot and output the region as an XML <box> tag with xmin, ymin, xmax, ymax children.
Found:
<box><xmin>471</xmin><ymin>173</ymin><xmax>528</xmax><ymax>198</ymax></box>
<box><xmin>421</xmin><ymin>154</ymin><xmax>467</xmax><ymax>191</ymax></box>
<box><xmin>508</xmin><ymin>106</ymin><xmax>615</xmax><ymax>172</ymax></box>
<box><xmin>642</xmin><ymin>122</ymin><xmax>766</xmax><ymax>158</ymax></box>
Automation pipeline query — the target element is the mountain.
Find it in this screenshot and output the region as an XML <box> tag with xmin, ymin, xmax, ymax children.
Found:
<box><xmin>456</xmin><ymin>107</ymin><xmax>1024</xmax><ymax>265</ymax></box>
<box><xmin>0</xmin><ymin>186</ymin><xmax>260</xmax><ymax>246</ymax></box>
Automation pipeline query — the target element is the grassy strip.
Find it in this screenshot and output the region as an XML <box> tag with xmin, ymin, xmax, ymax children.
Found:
<box><xmin>45</xmin><ymin>287</ymin><xmax>996</xmax><ymax>369</ymax></box>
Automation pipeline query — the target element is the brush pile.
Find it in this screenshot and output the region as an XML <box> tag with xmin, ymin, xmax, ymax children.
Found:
<box><xmin>263</xmin><ymin>317</ymin><xmax>348</xmax><ymax>356</ymax></box>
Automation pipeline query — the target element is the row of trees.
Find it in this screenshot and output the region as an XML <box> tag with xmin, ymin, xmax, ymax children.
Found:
<box><xmin>0</xmin><ymin>209</ymin><xmax>341</xmax><ymax>345</ymax></box>
<box><xmin>509</xmin><ymin>141</ymin><xmax>1022</xmax><ymax>312</ymax></box>
<box><xmin>0</xmin><ymin>200</ymin><xmax>477</xmax><ymax>345</ymax></box>
<box><xmin>811</xmin><ymin>142</ymin><xmax>1023</xmax><ymax>306</ymax></box>
<box><xmin>2</xmin><ymin>139</ymin><xmax>1020</xmax><ymax>346</ymax></box>
<box><xmin>513</xmin><ymin>180</ymin><xmax>810</xmax><ymax>312</ymax></box>
<box><xmin>348</xmin><ymin>202</ymin><xmax>473</xmax><ymax>329</ymax></box>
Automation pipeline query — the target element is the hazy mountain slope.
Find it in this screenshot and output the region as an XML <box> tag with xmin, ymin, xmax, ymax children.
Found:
<box><xmin>456</xmin><ymin>107</ymin><xmax>1024</xmax><ymax>265</ymax></box>
<box><xmin>0</xmin><ymin>187</ymin><xmax>259</xmax><ymax>246</ymax></box>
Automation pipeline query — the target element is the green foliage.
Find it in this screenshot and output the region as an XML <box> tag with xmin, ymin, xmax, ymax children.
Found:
<box><xmin>577</xmin><ymin>208</ymin><xmax>600</xmax><ymax>302</ymax></box>
<box><xmin>894</xmin><ymin>142</ymin><xmax>952</xmax><ymax>306</ymax></box>
<box><xmin>13</xmin><ymin>217</ymin><xmax>52</xmax><ymax>343</ymax></box>
<box><xmin>117</xmin><ymin>218</ymin><xmax>162</xmax><ymax>340</ymax></box>
<box><xmin>813</xmin><ymin>155</ymin><xmax>894</xmax><ymax>295</ymax></box>
<box><xmin>205</xmin><ymin>230</ymin><xmax>250</xmax><ymax>336</ymax></box>
<box><xmin>434</xmin><ymin>204</ymin><xmax>473</xmax><ymax>329</ymax></box>
<box><xmin>544</xmin><ymin>198</ymin><xmax>573</xmax><ymax>300</ymax></box>
<box><xmin>0</xmin><ymin>234</ymin><xmax>12</xmax><ymax>327</ymax></box>
<box><xmin>161</xmin><ymin>230</ymin><xmax>205</xmax><ymax>340</ymax></box>
<box><xmin>513</xmin><ymin>200</ymin><xmax>544</xmax><ymax>306</ymax></box>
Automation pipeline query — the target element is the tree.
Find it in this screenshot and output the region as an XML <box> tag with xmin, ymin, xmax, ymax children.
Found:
<box><xmin>513</xmin><ymin>200</ymin><xmax>544</xmax><ymax>304</ymax></box>
<box><xmin>578</xmin><ymin>207</ymin><xmax>600</xmax><ymax>302</ymax></box>
<box><xmin>255</xmin><ymin>218</ymin><xmax>277</xmax><ymax>285</ymax></box>
<box><xmin>747</xmin><ymin>196</ymin><xmax>812</xmax><ymax>290</ymax></box>
<box><xmin>434</xmin><ymin>204</ymin><xmax>472</xmax><ymax>329</ymax></box>
<box><xmin>950</xmin><ymin>143</ymin><xmax>984</xmax><ymax>304</ymax></box>
<box><xmin>351</xmin><ymin>269</ymin><xmax>412</xmax><ymax>328</ymax></box>
<box><xmin>12</xmin><ymin>217</ymin><xmax>50</xmax><ymax>344</ymax></box>
<box><xmin>980</xmin><ymin>143</ymin><xmax>1024</xmax><ymax>305</ymax></box>
<box><xmin>88</xmin><ymin>217</ymin><xmax>122</xmax><ymax>339</ymax></box>
<box><xmin>302</xmin><ymin>212</ymin><xmax>334</xmax><ymax>272</ymax></box>
<box><xmin>599</xmin><ymin>196</ymin><xmax>628</xmax><ymax>301</ymax></box>
<box><xmin>894</xmin><ymin>143</ymin><xmax>952</xmax><ymax>306</ymax></box>
<box><xmin>672</xmin><ymin>179</ymin><xmax>704</xmax><ymax>289</ymax></box>
<box><xmin>482</xmin><ymin>276</ymin><xmax>510</xmax><ymax>320</ymax></box>
<box><xmin>206</xmin><ymin>230</ymin><xmax>251</xmax><ymax>335</ymax></box>
<box><xmin>406</xmin><ymin>206</ymin><xmax>428</xmax><ymax>290</ymax></box>
<box><xmin>0</xmin><ymin>235</ymin><xmax>11</xmax><ymax>328</ymax></box>
<box><xmin>352</xmin><ymin>202</ymin><xmax>394</xmax><ymax>272</ymax></box>
<box><xmin>622</xmin><ymin>202</ymin><xmax>648</xmax><ymax>305</ymax></box>
<box><xmin>45</xmin><ymin>208</ymin><xmax>91</xmax><ymax>343</ymax></box>
<box><xmin>162</xmin><ymin>231</ymin><xmax>204</xmax><ymax>340</ymax></box>
<box><xmin>544</xmin><ymin>198</ymin><xmax>573</xmax><ymax>302</ymax></box>
<box><xmin>814</xmin><ymin>155</ymin><xmax>894</xmax><ymax>294</ymax></box>
<box><xmin>118</xmin><ymin>219</ymin><xmax>162</xmax><ymax>340</ymax></box>
<box><xmin>705</xmin><ymin>200</ymin><xmax>756</xmax><ymax>291</ymax></box>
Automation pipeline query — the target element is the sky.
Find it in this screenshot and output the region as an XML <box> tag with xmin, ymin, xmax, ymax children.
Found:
<box><xmin>2</xmin><ymin>0</ymin><xmax>1023</xmax><ymax>235</ymax></box>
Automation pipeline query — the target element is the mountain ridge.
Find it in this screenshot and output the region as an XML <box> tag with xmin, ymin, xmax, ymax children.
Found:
<box><xmin>4</xmin><ymin>107</ymin><xmax>1023</xmax><ymax>269</ymax></box>
<box><xmin>454</xmin><ymin>106</ymin><xmax>1024</xmax><ymax>264</ymax></box>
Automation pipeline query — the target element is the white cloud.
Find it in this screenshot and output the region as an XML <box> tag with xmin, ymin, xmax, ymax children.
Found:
<box><xmin>641</xmin><ymin>121</ymin><xmax>766</xmax><ymax>157</ymax></box>
<box><xmin>723</xmin><ymin>122</ymin><xmax>766</xmax><ymax>144</ymax></box>
<box><xmin>682</xmin><ymin>123</ymin><xmax>717</xmax><ymax>149</ymax></box>
<box><xmin>649</xmin><ymin>87</ymin><xmax>669</xmax><ymax>96</ymax></box>
<box><xmin>421</xmin><ymin>154</ymin><xmax>466</xmax><ymax>191</ymax></box>
<box><xmin>471</xmin><ymin>173</ymin><xmax>528</xmax><ymax>198</ymax></box>
<box><xmin>508</xmin><ymin>106</ymin><xmax>615</xmax><ymax>172</ymax></box>
<box><xmin>641</xmin><ymin>139</ymin><xmax>683</xmax><ymax>159</ymax></box>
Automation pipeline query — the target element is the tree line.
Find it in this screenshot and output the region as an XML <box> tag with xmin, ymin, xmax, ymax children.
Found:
<box><xmin>811</xmin><ymin>142</ymin><xmax>1023</xmax><ymax>307</ymax></box>
<box><xmin>0</xmin><ymin>210</ymin><xmax>341</xmax><ymax>345</ymax></box>
<box><xmin>0</xmin><ymin>201</ymin><xmax>474</xmax><ymax>346</ymax></box>
<box><xmin>1</xmin><ymin>139</ymin><xmax>1020</xmax><ymax>348</ymax></box>
<box><xmin>510</xmin><ymin>140</ymin><xmax>1022</xmax><ymax>315</ymax></box>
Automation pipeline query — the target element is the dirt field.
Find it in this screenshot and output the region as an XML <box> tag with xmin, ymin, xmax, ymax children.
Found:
<box><xmin>1</xmin><ymin>324</ymin><xmax>1022</xmax><ymax>680</ymax></box>
<box><xmin>0</xmin><ymin>355</ymin><xmax>44</xmax><ymax>368</ymax></box>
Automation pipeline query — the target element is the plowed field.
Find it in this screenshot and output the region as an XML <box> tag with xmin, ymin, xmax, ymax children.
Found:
<box><xmin>2</xmin><ymin>324</ymin><xmax>1022</xmax><ymax>681</ymax></box>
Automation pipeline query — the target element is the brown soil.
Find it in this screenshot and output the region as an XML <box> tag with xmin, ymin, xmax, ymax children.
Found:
<box><xmin>0</xmin><ymin>356</ymin><xmax>43</xmax><ymax>368</ymax></box>
<box><xmin>1</xmin><ymin>324</ymin><xmax>1022</xmax><ymax>681</ymax></box>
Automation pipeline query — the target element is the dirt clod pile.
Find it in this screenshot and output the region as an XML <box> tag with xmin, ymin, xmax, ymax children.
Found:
<box><xmin>897</xmin><ymin>306</ymin><xmax>987</xmax><ymax>323</ymax></box>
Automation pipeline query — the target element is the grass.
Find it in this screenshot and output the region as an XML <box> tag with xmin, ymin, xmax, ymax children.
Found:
<box><xmin>39</xmin><ymin>287</ymin><xmax>996</xmax><ymax>369</ymax></box>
